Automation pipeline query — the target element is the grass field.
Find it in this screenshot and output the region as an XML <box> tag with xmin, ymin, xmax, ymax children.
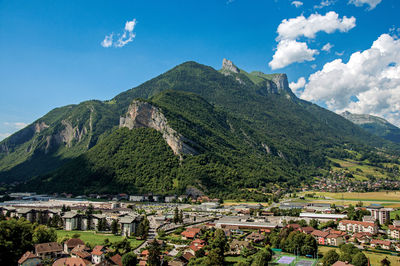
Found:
<box><xmin>318</xmin><ymin>246</ymin><xmax>400</xmax><ymax>265</ymax></box>
<box><xmin>56</xmin><ymin>230</ymin><xmax>144</xmax><ymax>248</ymax></box>
<box><xmin>310</xmin><ymin>191</ymin><xmax>400</xmax><ymax>201</ymax></box>
<box><xmin>223</xmin><ymin>200</ymin><xmax>269</xmax><ymax>206</ymax></box>
<box><xmin>328</xmin><ymin>158</ymin><xmax>393</xmax><ymax>180</ymax></box>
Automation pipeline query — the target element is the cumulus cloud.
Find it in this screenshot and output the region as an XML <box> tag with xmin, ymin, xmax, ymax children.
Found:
<box><xmin>349</xmin><ymin>0</ymin><xmax>382</xmax><ymax>10</ymax></box>
<box><xmin>300</xmin><ymin>33</ymin><xmax>400</xmax><ymax>126</ymax></box>
<box><xmin>322</xmin><ymin>43</ymin><xmax>334</xmax><ymax>52</ymax></box>
<box><xmin>277</xmin><ymin>12</ymin><xmax>356</xmax><ymax>40</ymax></box>
<box><xmin>291</xmin><ymin>1</ymin><xmax>303</xmax><ymax>8</ymax></box>
<box><xmin>289</xmin><ymin>77</ymin><xmax>306</xmax><ymax>95</ymax></box>
<box><xmin>101</xmin><ymin>18</ymin><xmax>137</xmax><ymax>48</ymax></box>
<box><xmin>314</xmin><ymin>0</ymin><xmax>336</xmax><ymax>9</ymax></box>
<box><xmin>269</xmin><ymin>40</ymin><xmax>319</xmax><ymax>70</ymax></box>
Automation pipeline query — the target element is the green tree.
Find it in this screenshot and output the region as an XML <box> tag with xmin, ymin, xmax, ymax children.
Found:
<box><xmin>339</xmin><ymin>253</ymin><xmax>353</xmax><ymax>264</ymax></box>
<box><xmin>352</xmin><ymin>252</ymin><xmax>368</xmax><ymax>266</ymax></box>
<box><xmin>32</xmin><ymin>225</ymin><xmax>57</xmax><ymax>244</ymax></box>
<box><xmin>173</xmin><ymin>207</ymin><xmax>179</xmax><ymax>224</ymax></box>
<box><xmin>179</xmin><ymin>209</ymin><xmax>184</xmax><ymax>223</ymax></box>
<box><xmin>147</xmin><ymin>240</ymin><xmax>161</xmax><ymax>266</ymax></box>
<box><xmin>206</xmin><ymin>248</ymin><xmax>224</xmax><ymax>266</ymax></box>
<box><xmin>309</xmin><ymin>219</ymin><xmax>319</xmax><ymax>229</ymax></box>
<box><xmin>0</xmin><ymin>218</ymin><xmax>34</xmax><ymax>265</ymax></box>
<box><xmin>381</xmin><ymin>257</ymin><xmax>391</xmax><ymax>266</ymax></box>
<box><xmin>122</xmin><ymin>252</ymin><xmax>138</xmax><ymax>266</ymax></box>
<box><xmin>251</xmin><ymin>249</ymin><xmax>272</xmax><ymax>266</ymax></box>
<box><xmin>322</xmin><ymin>249</ymin><xmax>339</xmax><ymax>266</ymax></box>
<box><xmin>111</xmin><ymin>219</ymin><xmax>119</xmax><ymax>235</ymax></box>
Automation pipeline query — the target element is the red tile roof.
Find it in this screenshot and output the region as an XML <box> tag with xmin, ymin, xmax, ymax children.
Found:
<box><xmin>53</xmin><ymin>257</ymin><xmax>91</xmax><ymax>266</ymax></box>
<box><xmin>311</xmin><ymin>230</ymin><xmax>329</xmax><ymax>238</ymax></box>
<box><xmin>35</xmin><ymin>242</ymin><xmax>63</xmax><ymax>254</ymax></box>
<box><xmin>339</xmin><ymin>220</ymin><xmax>375</xmax><ymax>227</ymax></box>
<box><xmin>65</xmin><ymin>238</ymin><xmax>85</xmax><ymax>248</ymax></box>
<box><xmin>371</xmin><ymin>239</ymin><xmax>391</xmax><ymax>246</ymax></box>
<box><xmin>18</xmin><ymin>251</ymin><xmax>39</xmax><ymax>264</ymax></box>
<box><xmin>110</xmin><ymin>254</ymin><xmax>122</xmax><ymax>266</ymax></box>
<box><xmin>91</xmin><ymin>245</ymin><xmax>105</xmax><ymax>256</ymax></box>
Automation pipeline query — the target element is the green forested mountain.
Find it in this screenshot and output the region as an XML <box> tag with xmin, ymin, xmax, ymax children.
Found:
<box><xmin>341</xmin><ymin>111</ymin><xmax>400</xmax><ymax>143</ymax></box>
<box><xmin>1</xmin><ymin>59</ymin><xmax>399</xmax><ymax>197</ymax></box>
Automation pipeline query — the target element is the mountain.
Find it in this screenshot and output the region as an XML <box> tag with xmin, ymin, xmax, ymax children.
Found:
<box><xmin>1</xmin><ymin>59</ymin><xmax>398</xmax><ymax>197</ymax></box>
<box><xmin>341</xmin><ymin>111</ymin><xmax>400</xmax><ymax>143</ymax></box>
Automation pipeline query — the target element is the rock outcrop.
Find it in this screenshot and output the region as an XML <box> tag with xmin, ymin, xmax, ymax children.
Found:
<box><xmin>221</xmin><ymin>58</ymin><xmax>240</xmax><ymax>74</ymax></box>
<box><xmin>120</xmin><ymin>100</ymin><xmax>198</xmax><ymax>157</ymax></box>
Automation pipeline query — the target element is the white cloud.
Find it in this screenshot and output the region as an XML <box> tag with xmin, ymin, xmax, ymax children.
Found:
<box><xmin>291</xmin><ymin>1</ymin><xmax>303</xmax><ymax>8</ymax></box>
<box><xmin>101</xmin><ymin>34</ymin><xmax>113</xmax><ymax>48</ymax></box>
<box><xmin>335</xmin><ymin>51</ymin><xmax>345</xmax><ymax>56</ymax></box>
<box><xmin>314</xmin><ymin>0</ymin><xmax>336</xmax><ymax>9</ymax></box>
<box><xmin>277</xmin><ymin>11</ymin><xmax>356</xmax><ymax>40</ymax></box>
<box><xmin>3</xmin><ymin>122</ymin><xmax>28</xmax><ymax>129</ymax></box>
<box><xmin>322</xmin><ymin>43</ymin><xmax>334</xmax><ymax>52</ymax></box>
<box><xmin>269</xmin><ymin>40</ymin><xmax>319</xmax><ymax>70</ymax></box>
<box><xmin>101</xmin><ymin>18</ymin><xmax>137</xmax><ymax>48</ymax></box>
<box><xmin>300</xmin><ymin>33</ymin><xmax>400</xmax><ymax>126</ymax></box>
<box><xmin>289</xmin><ymin>77</ymin><xmax>306</xmax><ymax>95</ymax></box>
<box><xmin>349</xmin><ymin>0</ymin><xmax>382</xmax><ymax>10</ymax></box>
<box><xmin>0</xmin><ymin>133</ymin><xmax>11</xmax><ymax>141</ymax></box>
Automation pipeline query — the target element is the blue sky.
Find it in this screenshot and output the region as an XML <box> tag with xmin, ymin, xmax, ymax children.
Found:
<box><xmin>0</xmin><ymin>0</ymin><xmax>399</xmax><ymax>140</ymax></box>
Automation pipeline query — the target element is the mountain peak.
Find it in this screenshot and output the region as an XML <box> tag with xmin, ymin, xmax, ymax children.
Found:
<box><xmin>221</xmin><ymin>58</ymin><xmax>239</xmax><ymax>74</ymax></box>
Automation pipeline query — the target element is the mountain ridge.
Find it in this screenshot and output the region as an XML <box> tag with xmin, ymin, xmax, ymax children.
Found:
<box><xmin>1</xmin><ymin>59</ymin><xmax>399</xmax><ymax>197</ymax></box>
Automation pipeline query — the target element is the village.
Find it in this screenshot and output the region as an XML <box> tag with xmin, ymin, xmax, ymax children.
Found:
<box><xmin>2</xmin><ymin>192</ymin><xmax>400</xmax><ymax>266</ymax></box>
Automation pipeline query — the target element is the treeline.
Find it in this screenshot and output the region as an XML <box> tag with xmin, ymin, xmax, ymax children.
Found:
<box><xmin>0</xmin><ymin>218</ymin><xmax>57</xmax><ymax>265</ymax></box>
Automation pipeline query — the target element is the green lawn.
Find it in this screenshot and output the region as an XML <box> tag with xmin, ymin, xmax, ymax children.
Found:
<box><xmin>318</xmin><ymin>246</ymin><xmax>400</xmax><ymax>265</ymax></box>
<box><xmin>56</xmin><ymin>230</ymin><xmax>144</xmax><ymax>248</ymax></box>
<box><xmin>390</xmin><ymin>209</ymin><xmax>400</xmax><ymax>219</ymax></box>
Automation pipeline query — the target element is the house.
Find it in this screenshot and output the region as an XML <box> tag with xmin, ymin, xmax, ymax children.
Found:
<box><xmin>325</xmin><ymin>234</ymin><xmax>344</xmax><ymax>246</ymax></box>
<box><xmin>351</xmin><ymin>232</ymin><xmax>372</xmax><ymax>244</ymax></box>
<box><xmin>245</xmin><ymin>232</ymin><xmax>265</xmax><ymax>243</ymax></box>
<box><xmin>230</xmin><ymin>240</ymin><xmax>253</xmax><ymax>255</ymax></box>
<box><xmin>311</xmin><ymin>230</ymin><xmax>329</xmax><ymax>245</ymax></box>
<box><xmin>18</xmin><ymin>251</ymin><xmax>41</xmax><ymax>266</ymax></box>
<box><xmin>181</xmin><ymin>227</ymin><xmax>201</xmax><ymax>240</ymax></box>
<box><xmin>92</xmin><ymin>245</ymin><xmax>107</xmax><ymax>264</ymax></box>
<box><xmin>332</xmin><ymin>261</ymin><xmax>354</xmax><ymax>266</ymax></box>
<box><xmin>286</xmin><ymin>224</ymin><xmax>301</xmax><ymax>230</ymax></box>
<box><xmin>70</xmin><ymin>245</ymin><xmax>91</xmax><ymax>260</ymax></box>
<box><xmin>109</xmin><ymin>254</ymin><xmax>123</xmax><ymax>266</ymax></box>
<box><xmin>165</xmin><ymin>195</ymin><xmax>177</xmax><ymax>203</ymax></box>
<box><xmin>366</xmin><ymin>205</ymin><xmax>391</xmax><ymax>225</ymax></box>
<box><xmin>53</xmin><ymin>257</ymin><xmax>91</xmax><ymax>266</ymax></box>
<box><xmin>129</xmin><ymin>195</ymin><xmax>145</xmax><ymax>202</ymax></box>
<box><xmin>338</xmin><ymin>220</ymin><xmax>378</xmax><ymax>234</ymax></box>
<box><xmin>16</xmin><ymin>208</ymin><xmax>36</xmax><ymax>222</ymax></box>
<box><xmin>64</xmin><ymin>238</ymin><xmax>85</xmax><ymax>253</ymax></box>
<box><xmin>63</xmin><ymin>211</ymin><xmax>81</xmax><ymax>231</ymax></box>
<box><xmin>299</xmin><ymin>227</ymin><xmax>315</xmax><ymax>234</ymax></box>
<box><xmin>35</xmin><ymin>242</ymin><xmax>63</xmax><ymax>259</ymax></box>
<box><xmin>187</xmin><ymin>239</ymin><xmax>206</xmax><ymax>255</ymax></box>
<box><xmin>119</xmin><ymin>215</ymin><xmax>139</xmax><ymax>237</ymax></box>
<box><xmin>388</xmin><ymin>225</ymin><xmax>400</xmax><ymax>239</ymax></box>
<box><xmin>370</xmin><ymin>239</ymin><xmax>392</xmax><ymax>250</ymax></box>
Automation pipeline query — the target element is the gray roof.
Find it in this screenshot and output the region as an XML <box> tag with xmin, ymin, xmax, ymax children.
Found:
<box><xmin>62</xmin><ymin>211</ymin><xmax>79</xmax><ymax>219</ymax></box>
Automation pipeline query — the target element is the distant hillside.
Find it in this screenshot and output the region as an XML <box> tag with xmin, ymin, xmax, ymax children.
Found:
<box><xmin>1</xmin><ymin>59</ymin><xmax>399</xmax><ymax>198</ymax></box>
<box><xmin>341</xmin><ymin>111</ymin><xmax>400</xmax><ymax>143</ymax></box>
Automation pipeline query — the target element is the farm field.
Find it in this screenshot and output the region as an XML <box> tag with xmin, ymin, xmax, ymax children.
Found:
<box><xmin>329</xmin><ymin>157</ymin><xmax>389</xmax><ymax>180</ymax></box>
<box><xmin>56</xmin><ymin>230</ymin><xmax>144</xmax><ymax>248</ymax></box>
<box><xmin>310</xmin><ymin>191</ymin><xmax>400</xmax><ymax>201</ymax></box>
<box><xmin>318</xmin><ymin>246</ymin><xmax>400</xmax><ymax>265</ymax></box>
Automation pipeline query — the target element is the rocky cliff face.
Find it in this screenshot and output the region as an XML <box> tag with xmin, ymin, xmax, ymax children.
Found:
<box><xmin>221</xmin><ymin>58</ymin><xmax>239</xmax><ymax>74</ymax></box>
<box><xmin>120</xmin><ymin>100</ymin><xmax>198</xmax><ymax>157</ymax></box>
